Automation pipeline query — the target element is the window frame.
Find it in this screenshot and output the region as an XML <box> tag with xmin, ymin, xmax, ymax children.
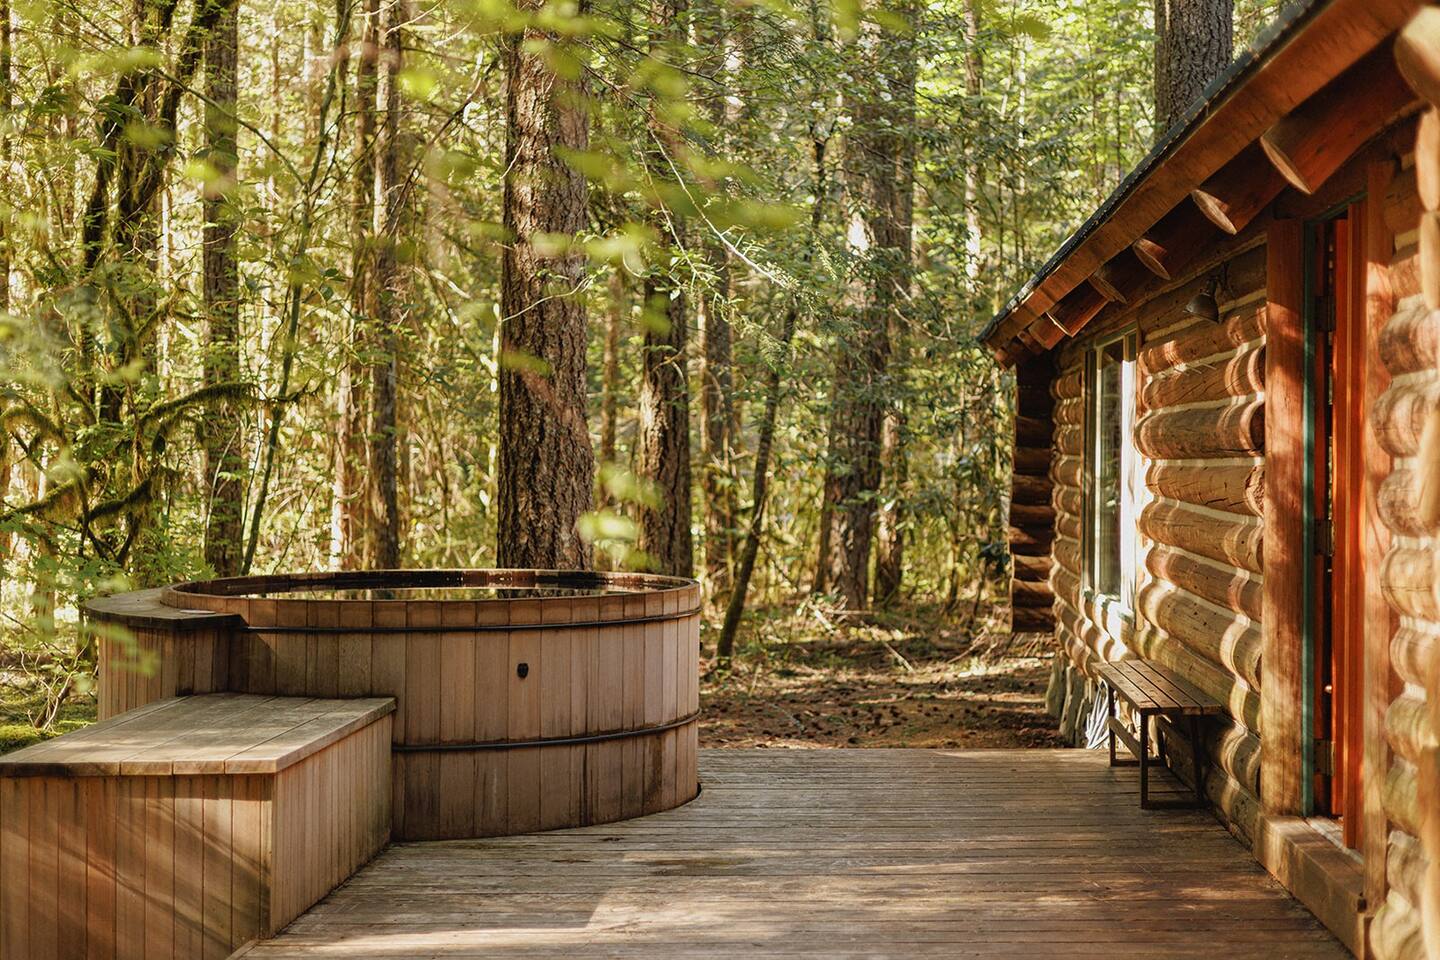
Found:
<box><xmin>1082</xmin><ymin>327</ymin><xmax>1140</xmax><ymax>621</ymax></box>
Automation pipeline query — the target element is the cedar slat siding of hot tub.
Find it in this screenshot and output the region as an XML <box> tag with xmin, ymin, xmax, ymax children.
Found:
<box><xmin>87</xmin><ymin>589</ymin><xmax>239</xmax><ymax>720</ymax></box>
<box><xmin>85</xmin><ymin>571</ymin><xmax>703</xmax><ymax>841</ymax></box>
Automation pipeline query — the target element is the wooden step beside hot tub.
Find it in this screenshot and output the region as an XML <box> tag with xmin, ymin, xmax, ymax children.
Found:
<box><xmin>84</xmin><ymin>570</ymin><xmax>702</xmax><ymax>840</ymax></box>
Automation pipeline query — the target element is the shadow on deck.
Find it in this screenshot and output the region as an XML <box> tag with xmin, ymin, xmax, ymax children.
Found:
<box><xmin>238</xmin><ymin>749</ymin><xmax>1348</xmax><ymax>959</ymax></box>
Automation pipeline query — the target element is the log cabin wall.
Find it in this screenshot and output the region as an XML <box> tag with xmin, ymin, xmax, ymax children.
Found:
<box><xmin>1366</xmin><ymin>142</ymin><xmax>1439</xmax><ymax>960</ymax></box>
<box><xmin>1046</xmin><ymin>238</ymin><xmax>1268</xmax><ymax>836</ymax></box>
<box><xmin>1011</xmin><ymin>355</ymin><xmax>1057</xmax><ymax>635</ymax></box>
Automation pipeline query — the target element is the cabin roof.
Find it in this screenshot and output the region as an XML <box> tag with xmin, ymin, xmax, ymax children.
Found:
<box><xmin>980</xmin><ymin>0</ymin><xmax>1421</xmax><ymax>365</ymax></box>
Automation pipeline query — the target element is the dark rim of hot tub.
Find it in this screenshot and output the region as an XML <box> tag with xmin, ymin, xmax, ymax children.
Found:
<box><xmin>157</xmin><ymin>569</ymin><xmax>702</xmax><ymax>631</ymax></box>
<box><xmin>392</xmin><ymin>710</ymin><xmax>701</xmax><ymax>752</ymax></box>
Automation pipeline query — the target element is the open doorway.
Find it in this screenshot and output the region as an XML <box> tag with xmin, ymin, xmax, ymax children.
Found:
<box><xmin>1308</xmin><ymin>209</ymin><xmax>1365</xmax><ymax>845</ymax></box>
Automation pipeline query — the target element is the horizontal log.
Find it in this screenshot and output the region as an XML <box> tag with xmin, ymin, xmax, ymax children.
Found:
<box><xmin>1015</xmin><ymin>414</ymin><xmax>1052</xmax><ymax>448</ymax></box>
<box><xmin>1133</xmin><ymin>624</ymin><xmax>1261</xmax><ymax>732</ymax></box>
<box><xmin>1055</xmin><ymin>510</ymin><xmax>1081</xmax><ymax>541</ymax></box>
<box><xmin>1054</xmin><ymin>425</ymin><xmax>1082</xmax><ymax>456</ymax></box>
<box><xmin>1371</xmin><ymin>379</ymin><xmax>1440</xmax><ymax>457</ymax></box>
<box><xmin>1050</xmin><ymin>455</ymin><xmax>1081</xmax><ymax>490</ymax></box>
<box><xmin>1377</xmin><ymin>467</ymin><xmax>1436</xmax><ymax>538</ymax></box>
<box><xmin>1383</xmin><ymin>759</ymin><xmax>1422</xmax><ymax>837</ymax></box>
<box><xmin>1009</xmin><ymin>502</ymin><xmax>1056</xmax><ymax>529</ymax></box>
<box><xmin>1138</xmin><ymin>306</ymin><xmax>1265</xmax><ymax>377</ymax></box>
<box><xmin>1384</xmin><ymin>692</ymin><xmax>1432</xmax><ymax>765</ymax></box>
<box><xmin>1391</xmin><ymin>245</ymin><xmax>1421</xmax><ymax>302</ymax></box>
<box><xmin>1418</xmin><ymin>108</ymin><xmax>1440</xmax><ymax>212</ymax></box>
<box><xmin>1139</xmin><ymin>500</ymin><xmax>1263</xmax><ymax>573</ymax></box>
<box><xmin>1012</xmin><ymin>445</ymin><xmax>1051</xmax><ymax>475</ymax></box>
<box><xmin>1369</xmin><ymin>890</ymin><xmax>1424</xmax><ymax>960</ymax></box>
<box><xmin>1140</xmin><ymin>343</ymin><xmax>1264</xmax><ymax>410</ymax></box>
<box><xmin>1385</xmin><ymin>168</ymin><xmax>1423</xmax><ymax>235</ymax></box>
<box><xmin>1051</xmin><ymin>563</ymin><xmax>1081</xmax><ymax>608</ymax></box>
<box><xmin>1052</xmin><ymin>536</ymin><xmax>1081</xmax><ymax>581</ymax></box>
<box><xmin>1008</xmin><ymin>524</ymin><xmax>1054</xmax><ymax>556</ymax></box>
<box><xmin>1135</xmin><ymin>401</ymin><xmax>1265</xmax><ymax>460</ymax></box>
<box><xmin>1137</xmin><ymin>580</ymin><xmax>1263</xmax><ymax>690</ymax></box>
<box><xmin>1053</xmin><ymin>486</ymin><xmax>1082</xmax><ymax>519</ymax></box>
<box><xmin>1012</xmin><ymin>579</ymin><xmax>1055</xmax><ymax>608</ymax></box>
<box><xmin>1387</xmin><ymin>829</ymin><xmax>1427</xmax><ymax>909</ymax></box>
<box><xmin>1397</xmin><ymin>7</ymin><xmax>1440</xmax><ymax>113</ymax></box>
<box><xmin>1146</xmin><ymin>461</ymin><xmax>1263</xmax><ymax>516</ymax></box>
<box><xmin>1012</xmin><ymin>552</ymin><xmax>1052</xmax><ymax>582</ymax></box>
<box><xmin>1391</xmin><ymin>625</ymin><xmax>1439</xmax><ymax>688</ymax></box>
<box><xmin>1011</xmin><ymin>472</ymin><xmax>1053</xmax><ymax>506</ymax></box>
<box><xmin>1052</xmin><ymin>369</ymin><xmax>1083</xmax><ymax>400</ymax></box>
<box><xmin>1421</xmin><ymin>210</ymin><xmax>1440</xmax><ymax>309</ymax></box>
<box><xmin>1011</xmin><ymin>605</ymin><xmax>1056</xmax><ymax>632</ymax></box>
<box><xmin>1146</xmin><ymin>543</ymin><xmax>1263</xmax><ymax>622</ymax></box>
<box><xmin>1259</xmin><ymin>45</ymin><xmax>1417</xmax><ymax>195</ymax></box>
<box><xmin>1378</xmin><ymin>289</ymin><xmax>1440</xmax><ymax>376</ymax></box>
<box><xmin>1381</xmin><ymin>546</ymin><xmax>1440</xmax><ymax>621</ymax></box>
<box><xmin>1190</xmin><ymin>142</ymin><xmax>1290</xmax><ymax>235</ymax></box>
<box><xmin>1053</xmin><ymin>396</ymin><xmax>1083</xmax><ymax>427</ymax></box>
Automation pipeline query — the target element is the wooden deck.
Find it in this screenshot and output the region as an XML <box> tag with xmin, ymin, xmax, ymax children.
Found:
<box><xmin>238</xmin><ymin>749</ymin><xmax>1349</xmax><ymax>959</ymax></box>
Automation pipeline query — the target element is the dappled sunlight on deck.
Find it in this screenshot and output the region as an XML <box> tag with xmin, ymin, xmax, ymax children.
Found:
<box><xmin>238</xmin><ymin>749</ymin><xmax>1349</xmax><ymax>959</ymax></box>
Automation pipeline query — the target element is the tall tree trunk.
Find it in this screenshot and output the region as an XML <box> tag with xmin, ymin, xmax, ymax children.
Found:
<box><xmin>598</xmin><ymin>266</ymin><xmax>625</xmax><ymax>509</ymax></box>
<box><xmin>201</xmin><ymin>0</ymin><xmax>243</xmax><ymax>576</ymax></box>
<box><xmin>1153</xmin><ymin>0</ymin><xmax>1232</xmax><ymax>137</ymax></box>
<box><xmin>334</xmin><ymin>0</ymin><xmax>377</xmax><ymax>568</ymax></box>
<box><xmin>696</xmin><ymin>0</ymin><xmax>737</xmax><ymax>600</ymax></box>
<box><xmin>821</xmin><ymin>9</ymin><xmax>911</xmax><ymax>610</ymax></box>
<box><xmin>0</xmin><ymin>0</ymin><xmax>10</xmax><ymax>562</ymax></box>
<box><xmin>368</xmin><ymin>0</ymin><xmax>403</xmax><ymax>568</ymax></box>
<box><xmin>496</xmin><ymin>0</ymin><xmax>595</xmax><ymax>570</ymax></box>
<box><xmin>962</xmin><ymin>0</ymin><xmax>983</xmax><ymax>295</ymax></box>
<box><xmin>872</xmin><ymin>3</ymin><xmax>917</xmax><ymax>607</ymax></box>
<box><xmin>637</xmin><ymin>0</ymin><xmax>693</xmax><ymax>578</ymax></box>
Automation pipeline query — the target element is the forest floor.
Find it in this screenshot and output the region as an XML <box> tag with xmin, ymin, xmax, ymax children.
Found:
<box><xmin>699</xmin><ymin>602</ymin><xmax>1064</xmax><ymax>749</ymax></box>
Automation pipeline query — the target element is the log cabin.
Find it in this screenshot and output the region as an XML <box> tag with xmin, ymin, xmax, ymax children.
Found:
<box><xmin>983</xmin><ymin>2</ymin><xmax>1440</xmax><ymax>957</ymax></box>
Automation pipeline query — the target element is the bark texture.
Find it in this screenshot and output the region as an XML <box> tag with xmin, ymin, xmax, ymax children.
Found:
<box><xmin>368</xmin><ymin>0</ymin><xmax>403</xmax><ymax>568</ymax></box>
<box><xmin>496</xmin><ymin>0</ymin><xmax>595</xmax><ymax>569</ymax></box>
<box><xmin>201</xmin><ymin>0</ymin><xmax>243</xmax><ymax>576</ymax></box>
<box><xmin>637</xmin><ymin>0</ymin><xmax>694</xmax><ymax>578</ymax></box>
<box><xmin>333</xmin><ymin>0</ymin><xmax>378</xmax><ymax>568</ymax></box>
<box><xmin>697</xmin><ymin>0</ymin><xmax>738</xmax><ymax>599</ymax></box>
<box><xmin>872</xmin><ymin>6</ymin><xmax>918</xmax><ymax>606</ymax></box>
<box><xmin>820</xmin><ymin>9</ymin><xmax>911</xmax><ymax>609</ymax></box>
<box><xmin>1153</xmin><ymin>0</ymin><xmax>1232</xmax><ymax>138</ymax></box>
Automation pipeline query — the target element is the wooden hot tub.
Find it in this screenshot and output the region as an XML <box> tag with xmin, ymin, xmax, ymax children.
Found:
<box><xmin>86</xmin><ymin>569</ymin><xmax>701</xmax><ymax>839</ymax></box>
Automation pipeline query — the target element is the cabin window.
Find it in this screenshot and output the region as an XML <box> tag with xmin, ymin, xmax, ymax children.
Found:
<box><xmin>1085</xmin><ymin>331</ymin><xmax>1139</xmax><ymax>612</ymax></box>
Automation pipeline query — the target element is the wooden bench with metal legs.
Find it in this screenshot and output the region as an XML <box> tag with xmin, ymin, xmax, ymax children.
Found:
<box><xmin>1099</xmin><ymin>661</ymin><xmax>1224</xmax><ymax>810</ymax></box>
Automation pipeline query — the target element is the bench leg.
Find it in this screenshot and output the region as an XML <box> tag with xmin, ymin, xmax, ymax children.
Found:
<box><xmin>1190</xmin><ymin>716</ymin><xmax>1206</xmax><ymax>807</ymax></box>
<box><xmin>1139</xmin><ymin>715</ymin><xmax>1150</xmax><ymax>809</ymax></box>
<box><xmin>1107</xmin><ymin>686</ymin><xmax>1117</xmax><ymax>767</ymax></box>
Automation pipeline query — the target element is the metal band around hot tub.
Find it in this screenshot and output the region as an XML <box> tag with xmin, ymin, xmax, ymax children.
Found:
<box><xmin>230</xmin><ymin>609</ymin><xmax>699</xmax><ymax>634</ymax></box>
<box><xmin>392</xmin><ymin>710</ymin><xmax>701</xmax><ymax>752</ymax></box>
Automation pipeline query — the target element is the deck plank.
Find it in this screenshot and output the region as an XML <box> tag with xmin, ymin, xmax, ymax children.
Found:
<box><xmin>240</xmin><ymin>749</ymin><xmax>1347</xmax><ymax>959</ymax></box>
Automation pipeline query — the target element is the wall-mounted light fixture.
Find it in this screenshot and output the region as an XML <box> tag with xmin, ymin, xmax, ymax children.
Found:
<box><xmin>1185</xmin><ymin>267</ymin><xmax>1228</xmax><ymax>323</ymax></box>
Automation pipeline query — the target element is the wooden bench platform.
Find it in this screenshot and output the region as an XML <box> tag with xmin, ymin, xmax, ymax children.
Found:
<box><xmin>1098</xmin><ymin>660</ymin><xmax>1224</xmax><ymax>810</ymax></box>
<box><xmin>0</xmin><ymin>693</ymin><xmax>395</xmax><ymax>960</ymax></box>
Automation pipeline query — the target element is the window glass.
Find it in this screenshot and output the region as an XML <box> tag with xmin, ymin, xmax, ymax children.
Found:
<box><xmin>1095</xmin><ymin>341</ymin><xmax>1124</xmax><ymax>598</ymax></box>
<box><xmin>1090</xmin><ymin>334</ymin><xmax>1136</xmax><ymax>609</ymax></box>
